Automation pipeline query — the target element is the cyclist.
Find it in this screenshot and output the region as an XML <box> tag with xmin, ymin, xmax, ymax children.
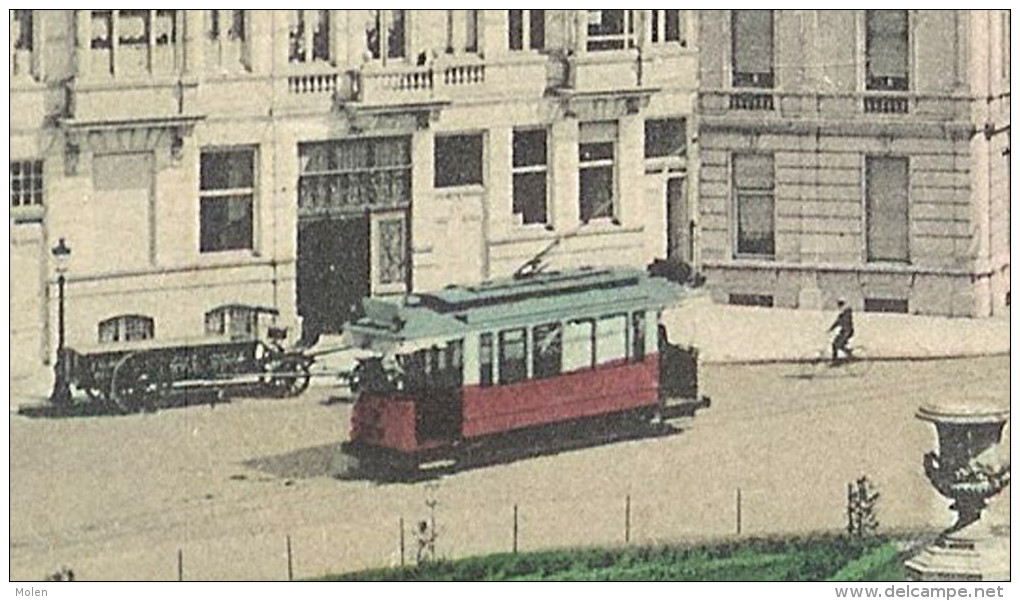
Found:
<box><xmin>828</xmin><ymin>298</ymin><xmax>855</xmax><ymax>362</ymax></box>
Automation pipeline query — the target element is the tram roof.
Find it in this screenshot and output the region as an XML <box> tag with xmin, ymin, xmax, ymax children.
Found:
<box><xmin>346</xmin><ymin>267</ymin><xmax>692</xmax><ymax>343</ymax></box>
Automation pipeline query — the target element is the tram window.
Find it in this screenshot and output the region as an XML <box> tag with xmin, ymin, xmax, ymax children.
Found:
<box><xmin>631</xmin><ymin>311</ymin><xmax>646</xmax><ymax>361</ymax></box>
<box><xmin>596</xmin><ymin>314</ymin><xmax>628</xmax><ymax>365</ymax></box>
<box><xmin>479</xmin><ymin>333</ymin><xmax>494</xmax><ymax>387</ymax></box>
<box><xmin>442</xmin><ymin>340</ymin><xmax>465</xmax><ymax>387</ymax></box>
<box><xmin>401</xmin><ymin>350</ymin><xmax>426</xmax><ymax>390</ymax></box>
<box><xmin>498</xmin><ymin>328</ymin><xmax>528</xmax><ymax>385</ymax></box>
<box><xmin>532</xmin><ymin>322</ymin><xmax>563</xmax><ymax>379</ymax></box>
<box><xmin>563</xmin><ymin>319</ymin><xmax>595</xmax><ymax>372</ymax></box>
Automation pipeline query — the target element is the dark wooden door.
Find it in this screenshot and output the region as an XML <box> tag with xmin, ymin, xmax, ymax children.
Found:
<box><xmin>297</xmin><ymin>216</ymin><xmax>370</xmax><ymax>342</ymax></box>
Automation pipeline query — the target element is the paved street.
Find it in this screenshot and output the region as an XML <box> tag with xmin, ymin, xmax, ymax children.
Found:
<box><xmin>9</xmin><ymin>356</ymin><xmax>1009</xmax><ymax>581</ymax></box>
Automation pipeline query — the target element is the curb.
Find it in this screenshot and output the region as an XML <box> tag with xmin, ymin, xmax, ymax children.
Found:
<box><xmin>703</xmin><ymin>351</ymin><xmax>1010</xmax><ymax>366</ymax></box>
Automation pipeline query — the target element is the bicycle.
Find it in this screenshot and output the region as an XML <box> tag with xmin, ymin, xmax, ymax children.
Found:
<box><xmin>794</xmin><ymin>340</ymin><xmax>871</xmax><ymax>380</ymax></box>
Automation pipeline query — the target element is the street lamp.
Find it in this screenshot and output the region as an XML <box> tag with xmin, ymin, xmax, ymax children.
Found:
<box><xmin>49</xmin><ymin>238</ymin><xmax>72</xmax><ymax>405</ymax></box>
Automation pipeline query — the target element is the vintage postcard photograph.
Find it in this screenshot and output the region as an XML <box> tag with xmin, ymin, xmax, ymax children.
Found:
<box><xmin>5</xmin><ymin>7</ymin><xmax>1012</xmax><ymax>595</ymax></box>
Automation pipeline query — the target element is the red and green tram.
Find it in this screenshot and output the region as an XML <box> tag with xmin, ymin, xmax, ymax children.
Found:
<box><xmin>340</xmin><ymin>266</ymin><xmax>709</xmax><ymax>475</ymax></box>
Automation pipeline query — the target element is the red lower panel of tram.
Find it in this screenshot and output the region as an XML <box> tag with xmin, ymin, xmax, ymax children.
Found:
<box><xmin>350</xmin><ymin>393</ymin><xmax>418</xmax><ymax>452</ymax></box>
<box><xmin>350</xmin><ymin>355</ymin><xmax>660</xmax><ymax>452</ymax></box>
<box><xmin>461</xmin><ymin>355</ymin><xmax>659</xmax><ymax>439</ymax></box>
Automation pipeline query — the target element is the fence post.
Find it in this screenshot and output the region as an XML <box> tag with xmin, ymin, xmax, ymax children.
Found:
<box><xmin>625</xmin><ymin>494</ymin><xmax>631</xmax><ymax>544</ymax></box>
<box><xmin>736</xmin><ymin>488</ymin><xmax>742</xmax><ymax>536</ymax></box>
<box><xmin>513</xmin><ymin>505</ymin><xmax>519</xmax><ymax>554</ymax></box>
<box><xmin>177</xmin><ymin>548</ymin><xmax>183</xmax><ymax>581</ymax></box>
<box><xmin>286</xmin><ymin>535</ymin><xmax>293</xmax><ymax>581</ymax></box>
<box><xmin>399</xmin><ymin>517</ymin><xmax>405</xmax><ymax>566</ymax></box>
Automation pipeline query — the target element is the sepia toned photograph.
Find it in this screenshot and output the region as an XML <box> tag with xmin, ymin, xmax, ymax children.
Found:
<box><xmin>6</xmin><ymin>8</ymin><xmax>1011</xmax><ymax>589</ymax></box>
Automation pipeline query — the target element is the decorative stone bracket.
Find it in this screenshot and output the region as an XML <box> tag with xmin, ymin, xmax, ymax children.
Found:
<box><xmin>551</xmin><ymin>87</ymin><xmax>657</xmax><ymax>122</ymax></box>
<box><xmin>338</xmin><ymin>101</ymin><xmax>447</xmax><ymax>134</ymax></box>
<box><xmin>59</xmin><ymin>114</ymin><xmax>204</xmax><ymax>175</ymax></box>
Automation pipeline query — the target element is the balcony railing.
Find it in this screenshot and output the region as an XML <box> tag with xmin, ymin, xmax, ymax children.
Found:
<box><xmin>353</xmin><ymin>60</ymin><xmax>528</xmax><ymax>105</ymax></box>
<box><xmin>729</xmin><ymin>92</ymin><xmax>774</xmax><ymax>111</ymax></box>
<box><xmin>700</xmin><ymin>88</ymin><xmax>967</xmax><ymax>121</ymax></box>
<box><xmin>287</xmin><ymin>71</ymin><xmax>338</xmax><ymax>95</ymax></box>
<box><xmin>863</xmin><ymin>94</ymin><xmax>910</xmax><ymax>114</ymax></box>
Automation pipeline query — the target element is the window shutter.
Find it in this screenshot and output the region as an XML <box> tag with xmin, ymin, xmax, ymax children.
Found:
<box><xmin>866</xmin><ymin>157</ymin><xmax>909</xmax><ymax>262</ymax></box>
<box><xmin>732</xmin><ymin>10</ymin><xmax>773</xmax><ymax>74</ymax></box>
<box><xmin>867</xmin><ymin>10</ymin><xmax>908</xmax><ymax>79</ymax></box>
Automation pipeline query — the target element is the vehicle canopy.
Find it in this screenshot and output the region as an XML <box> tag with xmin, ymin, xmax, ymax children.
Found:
<box><xmin>344</xmin><ymin>266</ymin><xmax>694</xmax><ymax>354</ymax></box>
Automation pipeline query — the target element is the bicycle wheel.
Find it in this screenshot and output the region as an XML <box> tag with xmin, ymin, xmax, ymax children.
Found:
<box><xmin>844</xmin><ymin>348</ymin><xmax>871</xmax><ymax>377</ymax></box>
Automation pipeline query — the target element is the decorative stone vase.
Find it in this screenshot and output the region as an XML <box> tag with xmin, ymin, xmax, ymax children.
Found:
<box><xmin>905</xmin><ymin>400</ymin><xmax>1010</xmax><ymax>581</ymax></box>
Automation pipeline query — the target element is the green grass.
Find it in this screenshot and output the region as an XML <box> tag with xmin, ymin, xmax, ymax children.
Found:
<box><xmin>826</xmin><ymin>543</ymin><xmax>908</xmax><ymax>582</ymax></box>
<box><xmin>317</xmin><ymin>535</ymin><xmax>906</xmax><ymax>582</ymax></box>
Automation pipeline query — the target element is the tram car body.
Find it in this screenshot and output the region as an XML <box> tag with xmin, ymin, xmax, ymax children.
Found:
<box><xmin>341</xmin><ymin>266</ymin><xmax>708</xmax><ymax>474</ymax></box>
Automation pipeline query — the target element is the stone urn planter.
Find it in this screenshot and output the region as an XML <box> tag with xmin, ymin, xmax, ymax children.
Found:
<box><xmin>905</xmin><ymin>399</ymin><xmax>1009</xmax><ymax>581</ymax></box>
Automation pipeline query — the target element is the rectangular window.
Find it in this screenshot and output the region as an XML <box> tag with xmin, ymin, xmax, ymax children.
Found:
<box><xmin>644</xmin><ymin>118</ymin><xmax>686</xmax><ymax>159</ymax></box>
<box><xmin>204</xmin><ymin>305</ymin><xmax>256</xmax><ymax>339</ymax></box>
<box><xmin>200</xmin><ymin>148</ymin><xmax>255</xmax><ymax>253</ymax></box>
<box><xmin>10</xmin><ymin>160</ymin><xmax>43</xmax><ymax>208</ymax></box>
<box><xmin>367</xmin><ymin>10</ymin><xmax>405</xmax><ymax>61</ymax></box>
<box><xmin>587</xmin><ymin>9</ymin><xmax>635</xmax><ymax>51</ymax></box>
<box><xmin>532</xmin><ymin>323</ymin><xmax>563</xmax><ymax>380</ymax></box>
<box><xmin>89</xmin><ymin>10</ymin><xmax>179</xmax><ymax>76</ymax></box>
<box><xmin>864</xmin><ymin>298</ymin><xmax>909</xmax><ymax>314</ymax></box>
<box><xmin>563</xmin><ymin>319</ymin><xmax>595</xmax><ymax>372</ymax></box>
<box><xmin>729</xmin><ymin>294</ymin><xmax>774</xmax><ymax>307</ymax></box>
<box><xmin>479</xmin><ymin>332</ymin><xmax>494</xmax><ymax>387</ymax></box>
<box><xmin>298</xmin><ymin>138</ymin><xmax>411</xmax><ymax>212</ymax></box>
<box><xmin>579</xmin><ymin>122</ymin><xmax>617</xmax><ymax>223</ymax></box>
<box><xmin>465</xmin><ymin>10</ymin><xmax>479</xmax><ymax>53</ymax></box>
<box><xmin>289</xmin><ymin>10</ymin><xmax>330</xmax><ymax>63</ymax></box>
<box><xmin>434</xmin><ymin>133</ymin><xmax>483</xmax><ymax>188</ymax></box>
<box><xmin>498</xmin><ymin>328</ymin><xmax>528</xmax><ymax>385</ymax></box>
<box><xmin>631</xmin><ymin>311</ymin><xmax>646</xmax><ymax>361</ymax></box>
<box><xmin>512</xmin><ymin>129</ymin><xmax>548</xmax><ymax>224</ymax></box>
<box><xmin>866</xmin><ymin>10</ymin><xmax>908</xmax><ymax>91</ymax></box>
<box><xmin>99</xmin><ymin>315</ymin><xmax>154</xmax><ymax>343</ymax></box>
<box><xmin>205</xmin><ymin>10</ymin><xmax>248</xmax><ymax>71</ymax></box>
<box><xmin>651</xmin><ymin>10</ymin><xmax>682</xmax><ymax>45</ymax></box>
<box><xmin>733</xmin><ymin>154</ymin><xmax>775</xmax><ymax>256</ymax></box>
<box><xmin>12</xmin><ymin>10</ymin><xmax>32</xmax><ymax>51</ymax></box>
<box><xmin>732</xmin><ymin>10</ymin><xmax>774</xmax><ymax>88</ymax></box>
<box><xmin>508</xmin><ymin>9</ymin><xmax>544</xmax><ymax>51</ymax></box>
<box><xmin>596</xmin><ymin>314</ymin><xmax>628</xmax><ymax>365</ymax></box>
<box><xmin>376</xmin><ymin>216</ymin><xmax>407</xmax><ymax>286</ymax></box>
<box><xmin>865</xmin><ymin>156</ymin><xmax>909</xmax><ymax>263</ymax></box>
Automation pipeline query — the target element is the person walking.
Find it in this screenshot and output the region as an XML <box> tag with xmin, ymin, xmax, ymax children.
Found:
<box><xmin>828</xmin><ymin>298</ymin><xmax>855</xmax><ymax>362</ymax></box>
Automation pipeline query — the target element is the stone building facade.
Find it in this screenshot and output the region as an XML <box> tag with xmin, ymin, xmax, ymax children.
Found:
<box><xmin>8</xmin><ymin>10</ymin><xmax>1010</xmax><ymax>377</ymax></box>
<box><xmin>697</xmin><ymin>10</ymin><xmax>1010</xmax><ymax>317</ymax></box>
<box><xmin>9</xmin><ymin>10</ymin><xmax>699</xmax><ymax>375</ymax></box>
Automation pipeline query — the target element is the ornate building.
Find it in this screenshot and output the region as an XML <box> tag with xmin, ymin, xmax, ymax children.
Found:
<box><xmin>8</xmin><ymin>11</ymin><xmax>1010</xmax><ymax>378</ymax></box>
<box><xmin>9</xmin><ymin>10</ymin><xmax>699</xmax><ymax>375</ymax></box>
<box><xmin>697</xmin><ymin>10</ymin><xmax>1010</xmax><ymax>316</ymax></box>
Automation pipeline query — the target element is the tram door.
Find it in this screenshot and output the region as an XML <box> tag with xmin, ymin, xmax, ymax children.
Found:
<box><xmin>666</xmin><ymin>176</ymin><xmax>691</xmax><ymax>263</ymax></box>
<box><xmin>296</xmin><ymin>216</ymin><xmax>369</xmax><ymax>342</ymax></box>
<box><xmin>409</xmin><ymin>344</ymin><xmax>464</xmax><ymax>443</ymax></box>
